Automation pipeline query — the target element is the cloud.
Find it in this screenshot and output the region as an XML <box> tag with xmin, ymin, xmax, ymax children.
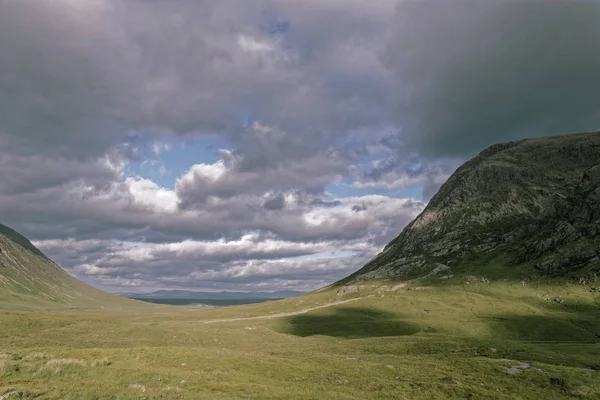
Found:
<box><xmin>263</xmin><ymin>194</ymin><xmax>286</xmax><ymax>210</ymax></box>
<box><xmin>384</xmin><ymin>0</ymin><xmax>600</xmax><ymax>157</ymax></box>
<box><xmin>175</xmin><ymin>146</ymin><xmax>347</xmax><ymax>206</ymax></box>
<box><xmin>0</xmin><ymin>0</ymin><xmax>397</xmax><ymax>164</ymax></box>
<box><xmin>0</xmin><ymin>153</ymin><xmax>122</xmax><ymax>195</ymax></box>
<box><xmin>238</xmin><ymin>35</ymin><xmax>277</xmax><ymax>54</ymax></box>
<box><xmin>4</xmin><ymin>170</ymin><xmax>423</xmax><ymax>243</ymax></box>
<box><xmin>310</xmin><ymin>199</ymin><xmax>342</xmax><ymax>208</ymax></box>
<box><xmin>347</xmin><ymin>130</ymin><xmax>462</xmax><ymax>199</ymax></box>
<box><xmin>1</xmin><ymin>0</ymin><xmax>597</xmax><ymax>292</ymax></box>
<box><xmin>0</xmin><ymin>0</ymin><xmax>138</xmax><ymax>158</ymax></box>
<box><xmin>3</xmin><ymin>0</ymin><xmax>597</xmax><ymax>165</ymax></box>
<box><xmin>352</xmin><ymin>204</ymin><xmax>367</xmax><ymax>213</ymax></box>
<box><xmin>33</xmin><ymin>193</ymin><xmax>422</xmax><ymax>292</ymax></box>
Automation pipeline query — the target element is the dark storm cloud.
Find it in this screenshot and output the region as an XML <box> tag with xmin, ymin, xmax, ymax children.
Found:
<box><xmin>0</xmin><ymin>0</ymin><xmax>393</xmax><ymax>163</ymax></box>
<box><xmin>384</xmin><ymin>0</ymin><xmax>600</xmax><ymax>157</ymax></box>
<box><xmin>0</xmin><ymin>1</ymin><xmax>137</xmax><ymax>158</ymax></box>
<box><xmin>2</xmin><ymin>0</ymin><xmax>597</xmax><ymax>167</ymax></box>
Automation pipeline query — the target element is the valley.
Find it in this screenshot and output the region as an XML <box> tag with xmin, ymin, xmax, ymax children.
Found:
<box><xmin>2</xmin><ymin>2</ymin><xmax>600</xmax><ymax>398</ymax></box>
<box><xmin>2</xmin><ymin>132</ymin><xmax>599</xmax><ymax>399</ymax></box>
<box><xmin>1</xmin><ymin>275</ymin><xmax>599</xmax><ymax>399</ymax></box>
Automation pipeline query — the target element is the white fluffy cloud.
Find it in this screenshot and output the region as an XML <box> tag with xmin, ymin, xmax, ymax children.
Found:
<box><xmin>33</xmin><ymin>193</ymin><xmax>422</xmax><ymax>292</ymax></box>
<box><xmin>175</xmin><ymin>143</ymin><xmax>347</xmax><ymax>206</ymax></box>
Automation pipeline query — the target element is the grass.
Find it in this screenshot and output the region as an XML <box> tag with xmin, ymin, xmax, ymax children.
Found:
<box><xmin>1</xmin><ymin>277</ymin><xmax>599</xmax><ymax>399</ymax></box>
<box><xmin>277</xmin><ymin>307</ymin><xmax>423</xmax><ymax>338</ymax></box>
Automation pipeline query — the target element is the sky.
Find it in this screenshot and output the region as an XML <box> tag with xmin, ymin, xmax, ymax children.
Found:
<box><xmin>0</xmin><ymin>0</ymin><xmax>599</xmax><ymax>294</ymax></box>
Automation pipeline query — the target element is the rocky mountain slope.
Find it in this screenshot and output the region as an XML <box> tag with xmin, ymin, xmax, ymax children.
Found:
<box><xmin>343</xmin><ymin>131</ymin><xmax>600</xmax><ymax>283</ymax></box>
<box><xmin>0</xmin><ymin>223</ymin><xmax>131</xmax><ymax>309</ymax></box>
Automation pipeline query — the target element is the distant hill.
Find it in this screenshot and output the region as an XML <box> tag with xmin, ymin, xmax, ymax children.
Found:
<box><xmin>341</xmin><ymin>131</ymin><xmax>600</xmax><ymax>283</ymax></box>
<box><xmin>128</xmin><ymin>289</ymin><xmax>305</xmax><ymax>300</ymax></box>
<box><xmin>0</xmin><ymin>223</ymin><xmax>134</xmax><ymax>310</ymax></box>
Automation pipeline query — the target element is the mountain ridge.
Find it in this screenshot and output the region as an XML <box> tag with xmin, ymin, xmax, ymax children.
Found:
<box><xmin>342</xmin><ymin>131</ymin><xmax>600</xmax><ymax>284</ymax></box>
<box><xmin>0</xmin><ymin>223</ymin><xmax>49</xmax><ymax>259</ymax></box>
<box><xmin>0</xmin><ymin>223</ymin><xmax>137</xmax><ymax>310</ymax></box>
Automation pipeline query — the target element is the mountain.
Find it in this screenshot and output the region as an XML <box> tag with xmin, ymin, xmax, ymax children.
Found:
<box><xmin>0</xmin><ymin>223</ymin><xmax>133</xmax><ymax>310</ymax></box>
<box><xmin>128</xmin><ymin>289</ymin><xmax>305</xmax><ymax>300</ymax></box>
<box><xmin>343</xmin><ymin>131</ymin><xmax>600</xmax><ymax>283</ymax></box>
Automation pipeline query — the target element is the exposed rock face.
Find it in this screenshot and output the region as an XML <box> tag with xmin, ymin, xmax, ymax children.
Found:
<box><xmin>344</xmin><ymin>132</ymin><xmax>600</xmax><ymax>282</ymax></box>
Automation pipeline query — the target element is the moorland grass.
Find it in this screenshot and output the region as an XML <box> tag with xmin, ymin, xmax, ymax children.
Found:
<box><xmin>1</xmin><ymin>279</ymin><xmax>599</xmax><ymax>399</ymax></box>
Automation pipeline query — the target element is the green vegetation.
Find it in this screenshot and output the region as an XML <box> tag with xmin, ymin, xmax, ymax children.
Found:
<box><xmin>0</xmin><ymin>229</ymin><xmax>135</xmax><ymax>311</ymax></box>
<box><xmin>1</xmin><ymin>277</ymin><xmax>599</xmax><ymax>399</ymax></box>
<box><xmin>0</xmin><ymin>224</ymin><xmax>48</xmax><ymax>259</ymax></box>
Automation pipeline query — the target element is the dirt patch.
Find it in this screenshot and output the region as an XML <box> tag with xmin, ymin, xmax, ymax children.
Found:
<box><xmin>337</xmin><ymin>286</ymin><xmax>358</xmax><ymax>297</ymax></box>
<box><xmin>0</xmin><ymin>391</ymin><xmax>23</xmax><ymax>400</ymax></box>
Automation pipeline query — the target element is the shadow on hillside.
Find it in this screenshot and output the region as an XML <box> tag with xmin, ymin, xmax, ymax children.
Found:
<box><xmin>484</xmin><ymin>296</ymin><xmax>600</xmax><ymax>343</ymax></box>
<box><xmin>487</xmin><ymin>313</ymin><xmax>600</xmax><ymax>342</ymax></box>
<box><xmin>277</xmin><ymin>307</ymin><xmax>424</xmax><ymax>338</ymax></box>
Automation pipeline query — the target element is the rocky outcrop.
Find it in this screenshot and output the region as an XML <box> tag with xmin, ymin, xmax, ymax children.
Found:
<box><xmin>342</xmin><ymin>131</ymin><xmax>600</xmax><ymax>283</ymax></box>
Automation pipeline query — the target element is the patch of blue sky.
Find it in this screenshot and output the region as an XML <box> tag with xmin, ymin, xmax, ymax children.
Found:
<box><xmin>260</xmin><ymin>8</ymin><xmax>290</xmax><ymax>37</ymax></box>
<box><xmin>126</xmin><ymin>134</ymin><xmax>231</xmax><ymax>188</ymax></box>
<box><xmin>267</xmin><ymin>20</ymin><xmax>290</xmax><ymax>36</ymax></box>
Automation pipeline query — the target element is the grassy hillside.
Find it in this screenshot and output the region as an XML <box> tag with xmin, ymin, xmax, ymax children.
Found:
<box><xmin>1</xmin><ymin>275</ymin><xmax>599</xmax><ymax>399</ymax></box>
<box><xmin>0</xmin><ymin>224</ymin><xmax>143</xmax><ymax>311</ymax></box>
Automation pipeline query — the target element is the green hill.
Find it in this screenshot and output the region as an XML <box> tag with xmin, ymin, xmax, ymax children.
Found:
<box><xmin>343</xmin><ymin>131</ymin><xmax>600</xmax><ymax>284</ymax></box>
<box><xmin>0</xmin><ymin>223</ymin><xmax>135</xmax><ymax>310</ymax></box>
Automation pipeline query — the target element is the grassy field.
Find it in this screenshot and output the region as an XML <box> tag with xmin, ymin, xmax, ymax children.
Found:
<box><xmin>1</xmin><ymin>276</ymin><xmax>599</xmax><ymax>399</ymax></box>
